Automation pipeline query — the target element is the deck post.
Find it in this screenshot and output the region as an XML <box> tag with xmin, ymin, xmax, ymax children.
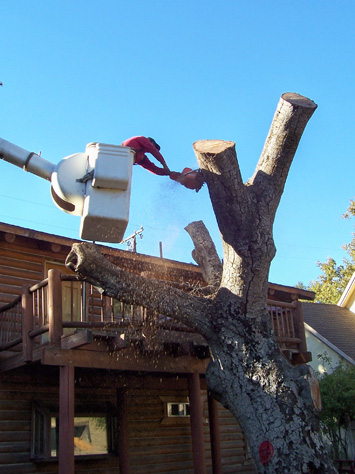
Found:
<box><xmin>207</xmin><ymin>391</ymin><xmax>223</xmax><ymax>474</ymax></box>
<box><xmin>59</xmin><ymin>365</ymin><xmax>75</xmax><ymax>474</ymax></box>
<box><xmin>188</xmin><ymin>372</ymin><xmax>207</xmax><ymax>474</ymax></box>
<box><xmin>48</xmin><ymin>269</ymin><xmax>62</xmax><ymax>346</ymax></box>
<box><xmin>117</xmin><ymin>389</ymin><xmax>131</xmax><ymax>474</ymax></box>
<box><xmin>293</xmin><ymin>301</ymin><xmax>308</xmax><ymax>353</ymax></box>
<box><xmin>22</xmin><ymin>286</ymin><xmax>34</xmax><ymax>361</ymax></box>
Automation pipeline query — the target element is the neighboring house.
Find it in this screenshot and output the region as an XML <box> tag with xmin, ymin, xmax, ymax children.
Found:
<box><xmin>302</xmin><ymin>274</ymin><xmax>355</xmax><ymax>461</ymax></box>
<box><xmin>0</xmin><ymin>221</ymin><xmax>313</xmax><ymax>474</ymax></box>
<box><xmin>302</xmin><ymin>272</ymin><xmax>355</xmax><ymax>374</ymax></box>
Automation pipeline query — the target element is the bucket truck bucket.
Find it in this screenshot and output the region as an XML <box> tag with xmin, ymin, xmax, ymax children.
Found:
<box><xmin>51</xmin><ymin>142</ymin><xmax>134</xmax><ymax>242</ymax></box>
<box><xmin>79</xmin><ymin>143</ymin><xmax>133</xmax><ymax>242</ymax></box>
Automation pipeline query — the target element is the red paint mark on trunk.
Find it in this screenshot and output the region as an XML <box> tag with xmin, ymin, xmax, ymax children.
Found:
<box><xmin>259</xmin><ymin>440</ymin><xmax>274</xmax><ymax>465</ymax></box>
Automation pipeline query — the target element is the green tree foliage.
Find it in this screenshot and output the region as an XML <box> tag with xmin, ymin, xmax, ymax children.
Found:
<box><xmin>307</xmin><ymin>257</ymin><xmax>355</xmax><ymax>304</ymax></box>
<box><xmin>318</xmin><ymin>359</ymin><xmax>355</xmax><ymax>459</ymax></box>
<box><xmin>299</xmin><ymin>199</ymin><xmax>355</xmax><ymax>303</ymax></box>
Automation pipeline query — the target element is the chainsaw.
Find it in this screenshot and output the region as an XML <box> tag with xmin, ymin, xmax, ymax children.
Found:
<box><xmin>170</xmin><ymin>167</ymin><xmax>204</xmax><ymax>192</ymax></box>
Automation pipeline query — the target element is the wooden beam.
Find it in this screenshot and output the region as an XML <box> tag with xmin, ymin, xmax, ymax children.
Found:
<box><xmin>188</xmin><ymin>373</ymin><xmax>207</xmax><ymax>474</ymax></box>
<box><xmin>117</xmin><ymin>389</ymin><xmax>131</xmax><ymax>474</ymax></box>
<box><xmin>108</xmin><ymin>334</ymin><xmax>129</xmax><ymax>352</ymax></box>
<box><xmin>61</xmin><ymin>329</ymin><xmax>93</xmax><ymax>350</ymax></box>
<box><xmin>59</xmin><ymin>365</ymin><xmax>74</xmax><ymax>474</ymax></box>
<box><xmin>292</xmin><ymin>351</ymin><xmax>312</xmax><ymax>365</ymax></box>
<box><xmin>207</xmin><ymin>391</ymin><xmax>222</xmax><ymax>474</ymax></box>
<box><xmin>42</xmin><ymin>346</ymin><xmax>209</xmax><ymax>374</ymax></box>
<box><xmin>292</xmin><ymin>300</ymin><xmax>308</xmax><ymax>354</ymax></box>
<box><xmin>0</xmin><ymin>353</ymin><xmax>25</xmax><ymax>372</ymax></box>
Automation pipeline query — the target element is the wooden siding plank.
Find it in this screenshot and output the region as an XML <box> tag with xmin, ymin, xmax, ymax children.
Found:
<box><xmin>0</xmin><ymin>253</ymin><xmax>43</xmax><ymax>271</ymax></box>
<box><xmin>0</xmin><ymin>441</ymin><xmax>29</xmax><ymax>453</ymax></box>
<box><xmin>0</xmin><ymin>265</ymin><xmax>42</xmax><ymax>281</ymax></box>
<box><xmin>0</xmin><ymin>275</ymin><xmax>42</xmax><ymax>288</ymax></box>
<box><xmin>0</xmin><ymin>431</ymin><xmax>30</xmax><ymax>443</ymax></box>
<box><xmin>0</xmin><ymin>463</ymin><xmax>37</xmax><ymax>474</ymax></box>
<box><xmin>0</xmin><ymin>409</ymin><xmax>29</xmax><ymax>420</ymax></box>
<box><xmin>0</xmin><ymin>421</ymin><xmax>30</xmax><ymax>431</ymax></box>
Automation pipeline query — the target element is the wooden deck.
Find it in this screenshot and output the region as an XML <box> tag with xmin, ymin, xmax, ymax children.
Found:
<box><xmin>0</xmin><ymin>269</ymin><xmax>311</xmax><ymax>373</ymax></box>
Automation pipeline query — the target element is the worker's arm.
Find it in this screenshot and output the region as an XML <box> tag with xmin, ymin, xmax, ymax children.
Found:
<box><xmin>136</xmin><ymin>137</ymin><xmax>170</xmax><ymax>171</ymax></box>
<box><xmin>138</xmin><ymin>156</ymin><xmax>170</xmax><ymax>175</ymax></box>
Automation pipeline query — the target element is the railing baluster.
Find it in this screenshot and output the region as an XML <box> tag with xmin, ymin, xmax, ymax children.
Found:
<box><xmin>22</xmin><ymin>285</ymin><xmax>34</xmax><ymax>362</ymax></box>
<box><xmin>48</xmin><ymin>269</ymin><xmax>63</xmax><ymax>347</ymax></box>
<box><xmin>100</xmin><ymin>294</ymin><xmax>104</xmax><ymax>322</ymax></box>
<box><xmin>70</xmin><ymin>280</ymin><xmax>74</xmax><ymax>322</ymax></box>
<box><xmin>42</xmin><ymin>287</ymin><xmax>46</xmax><ymax>326</ymax></box>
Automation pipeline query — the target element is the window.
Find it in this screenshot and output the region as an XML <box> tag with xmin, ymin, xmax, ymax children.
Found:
<box><xmin>31</xmin><ymin>404</ymin><xmax>117</xmax><ymax>460</ymax></box>
<box><xmin>50</xmin><ymin>416</ymin><xmax>108</xmax><ymax>456</ymax></box>
<box><xmin>160</xmin><ymin>396</ymin><xmax>190</xmax><ymax>425</ymax></box>
<box><xmin>45</xmin><ymin>261</ymin><xmax>84</xmax><ymax>324</ymax></box>
<box><xmin>167</xmin><ymin>402</ymin><xmax>190</xmax><ymax>417</ymax></box>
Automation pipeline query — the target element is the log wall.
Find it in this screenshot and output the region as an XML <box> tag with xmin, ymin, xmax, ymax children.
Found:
<box><xmin>0</xmin><ymin>369</ymin><xmax>256</xmax><ymax>474</ymax></box>
<box><xmin>0</xmin><ymin>236</ymin><xmax>68</xmax><ymax>306</ymax></box>
<box><xmin>127</xmin><ymin>388</ymin><xmax>256</xmax><ymax>474</ymax></box>
<box><xmin>0</xmin><ymin>225</ymin><xmax>205</xmax><ymax>308</ymax></box>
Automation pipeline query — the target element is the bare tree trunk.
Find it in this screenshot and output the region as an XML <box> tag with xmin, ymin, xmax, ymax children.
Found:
<box><xmin>66</xmin><ymin>93</ymin><xmax>337</xmax><ymax>473</ymax></box>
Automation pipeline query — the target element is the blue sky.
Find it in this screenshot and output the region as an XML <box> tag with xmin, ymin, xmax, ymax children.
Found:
<box><xmin>1</xmin><ymin>1</ymin><xmax>354</xmax><ymax>287</ymax></box>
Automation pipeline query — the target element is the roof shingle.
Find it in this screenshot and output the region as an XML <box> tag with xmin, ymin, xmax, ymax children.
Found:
<box><xmin>302</xmin><ymin>302</ymin><xmax>355</xmax><ymax>362</ymax></box>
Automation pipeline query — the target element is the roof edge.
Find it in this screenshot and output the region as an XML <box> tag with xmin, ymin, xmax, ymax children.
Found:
<box><xmin>304</xmin><ymin>322</ymin><xmax>355</xmax><ymax>366</ymax></box>
<box><xmin>338</xmin><ymin>270</ymin><xmax>355</xmax><ymax>308</ymax></box>
<box><xmin>268</xmin><ymin>281</ymin><xmax>315</xmax><ymax>301</ymax></box>
<box><xmin>0</xmin><ymin>221</ymin><xmax>201</xmax><ymax>273</ymax></box>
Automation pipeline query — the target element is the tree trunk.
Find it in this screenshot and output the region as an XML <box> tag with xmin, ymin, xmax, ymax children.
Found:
<box><xmin>66</xmin><ymin>93</ymin><xmax>337</xmax><ymax>473</ymax></box>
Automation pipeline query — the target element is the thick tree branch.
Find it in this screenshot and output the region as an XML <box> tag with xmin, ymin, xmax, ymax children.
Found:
<box><xmin>185</xmin><ymin>220</ymin><xmax>222</xmax><ymax>289</ymax></box>
<box><xmin>248</xmin><ymin>92</ymin><xmax>317</xmax><ymax>214</ymax></box>
<box><xmin>193</xmin><ymin>140</ymin><xmax>251</xmax><ymax>247</ymax></box>
<box><xmin>65</xmin><ymin>242</ymin><xmax>213</xmax><ymax>336</ymax></box>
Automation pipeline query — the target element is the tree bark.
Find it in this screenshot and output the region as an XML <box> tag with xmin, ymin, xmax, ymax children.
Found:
<box><xmin>185</xmin><ymin>220</ymin><xmax>222</xmax><ymax>288</ymax></box>
<box><xmin>66</xmin><ymin>93</ymin><xmax>337</xmax><ymax>473</ymax></box>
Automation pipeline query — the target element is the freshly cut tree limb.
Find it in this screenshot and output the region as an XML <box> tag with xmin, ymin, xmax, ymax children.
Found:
<box><xmin>185</xmin><ymin>220</ymin><xmax>222</xmax><ymax>288</ymax></box>
<box><xmin>193</xmin><ymin>140</ymin><xmax>247</xmax><ymax>248</ymax></box>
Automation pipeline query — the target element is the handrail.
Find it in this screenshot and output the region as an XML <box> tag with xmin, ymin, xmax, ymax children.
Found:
<box><xmin>0</xmin><ymin>273</ymin><xmax>307</xmax><ymax>362</ymax></box>
<box><xmin>28</xmin><ymin>324</ymin><xmax>50</xmax><ymax>338</ymax></box>
<box><xmin>0</xmin><ymin>295</ymin><xmax>21</xmax><ymax>312</ymax></box>
<box><xmin>29</xmin><ymin>278</ymin><xmax>48</xmax><ymax>292</ymax></box>
<box><xmin>267</xmin><ymin>299</ymin><xmax>297</xmax><ymax>309</ymax></box>
<box><xmin>61</xmin><ymin>275</ymin><xmax>81</xmax><ymax>281</ymax></box>
<box><xmin>0</xmin><ymin>336</ymin><xmax>23</xmax><ymax>351</ymax></box>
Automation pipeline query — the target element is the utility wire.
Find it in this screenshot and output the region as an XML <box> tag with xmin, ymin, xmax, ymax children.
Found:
<box><xmin>0</xmin><ymin>193</ymin><xmax>55</xmax><ymax>208</ymax></box>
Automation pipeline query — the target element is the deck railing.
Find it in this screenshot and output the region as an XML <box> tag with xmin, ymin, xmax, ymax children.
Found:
<box><xmin>0</xmin><ymin>269</ymin><xmax>308</xmax><ymax>362</ymax></box>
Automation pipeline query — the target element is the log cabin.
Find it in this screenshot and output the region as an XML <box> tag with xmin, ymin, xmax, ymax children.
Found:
<box><xmin>0</xmin><ymin>221</ymin><xmax>314</xmax><ymax>474</ymax></box>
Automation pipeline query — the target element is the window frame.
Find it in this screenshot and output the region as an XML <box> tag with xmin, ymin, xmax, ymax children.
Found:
<box><xmin>31</xmin><ymin>402</ymin><xmax>118</xmax><ymax>461</ymax></box>
<box><xmin>159</xmin><ymin>396</ymin><xmax>191</xmax><ymax>426</ymax></box>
